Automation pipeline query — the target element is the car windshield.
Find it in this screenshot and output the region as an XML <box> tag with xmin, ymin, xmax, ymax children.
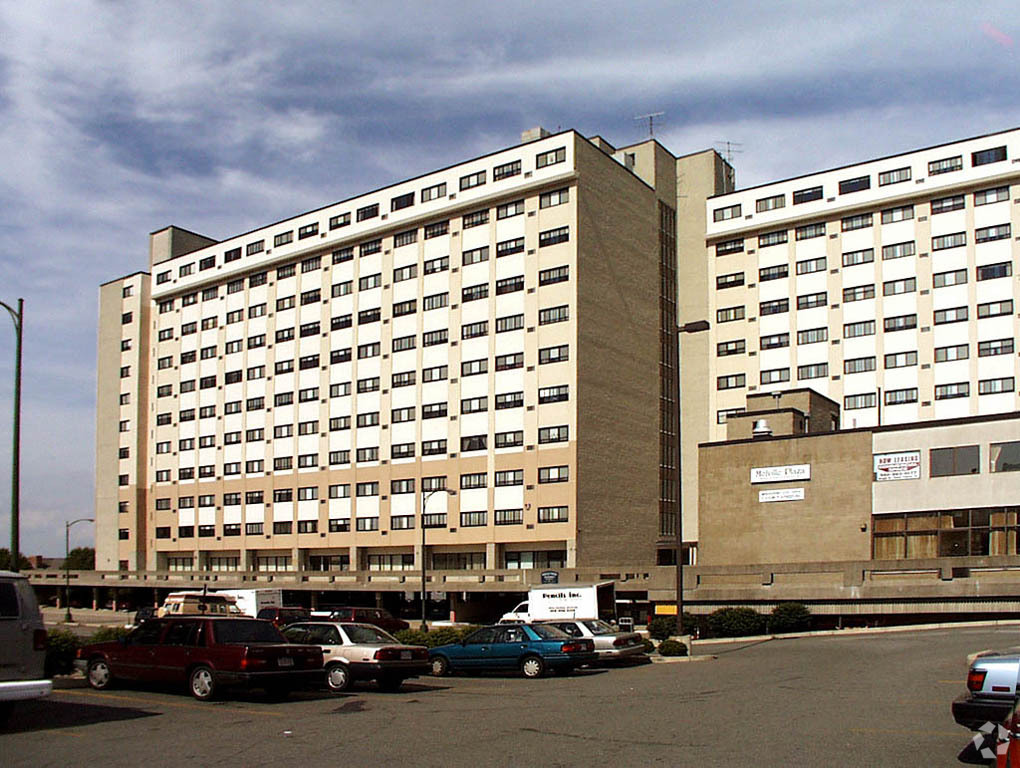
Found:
<box><xmin>529</xmin><ymin>624</ymin><xmax>570</xmax><ymax>640</ymax></box>
<box><xmin>212</xmin><ymin>619</ymin><xmax>285</xmax><ymax>644</ymax></box>
<box><xmin>582</xmin><ymin>620</ymin><xmax>616</xmax><ymax>634</ymax></box>
<box><xmin>344</xmin><ymin>624</ymin><xmax>398</xmax><ymax>644</ymax></box>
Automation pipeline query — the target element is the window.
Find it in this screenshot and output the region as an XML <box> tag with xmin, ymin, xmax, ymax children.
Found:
<box><xmin>883</xmin><ymin>314</ymin><xmax>917</xmax><ymax>332</ymax></box>
<box><xmin>496</xmin><ymin>275</ymin><xmax>524</xmax><ymax>295</ymax></box>
<box><xmin>496</xmin><ymin>352</ymin><xmax>524</xmax><ymax>371</ymax></box>
<box><xmin>496</xmin><ymin>237</ymin><xmax>525</xmax><ymax>257</ymax></box>
<box><xmin>935</xmin><ymin>306</ymin><xmax>969</xmax><ymax>324</ymax></box>
<box><xmin>756</xmin><ymin>194</ymin><xmax>785</xmax><ymax>212</ymax></box>
<box><xmin>883</xmin><ymin>277</ymin><xmax>916</xmax><ymax>296</ymax></box>
<box><xmin>539</xmin><ymin>266</ymin><xmax>570</xmax><ymax>287</ymax></box>
<box><xmin>881</xmin><ymin>205</ymin><xmax>914</xmax><ymax>224</ymax></box>
<box><xmin>935</xmin><ymin>382</ymin><xmax>970</xmax><ymax>400</ymax></box>
<box><xmin>329</xmin><ymin>349</ymin><xmax>351</xmax><ymax>365</ymax></box>
<box><xmin>539</xmin><ymin>227</ymin><xmax>569</xmax><ymax>247</ymax></box>
<box><xmin>797</xmin><ymin>292</ymin><xmax>827</xmax><ymax>310</ymax></box>
<box><xmin>422</xmin><ymin>439</ymin><xmax>447</xmax><ymax>456</ymax></box>
<box><xmin>392</xmin><ymin>265</ymin><xmax>417</xmax><ymax>285</ymax></box>
<box><xmin>760</xmin><ymin>368</ymin><xmax>790</xmax><ymax>385</ymax></box>
<box><xmin>798</xmin><ymin>362</ymin><xmax>828</xmax><ymax>380</ymax></box>
<box><xmin>495</xmin><ymin>431</ymin><xmax>523</xmax><ymax>448</ymax></box>
<box><xmin>885</xmin><ymin>388</ymin><xmax>917</xmax><ymax>405</ymax></box>
<box><xmin>716</xmin><ymin>305</ymin><xmax>745</xmax><ymax>323</ymax></box>
<box><xmin>843</xmin><ymin>248</ymin><xmax>874</xmax><ymax>267</ymax></box>
<box><xmin>360</xmin><ymin>239</ymin><xmax>382</xmax><ymax>257</ymax></box>
<box><xmin>493</xmin><ymin>159</ymin><xmax>521</xmax><ymax>180</ymax></box>
<box><xmin>716</xmin><ymin>272</ymin><xmax>744</xmax><ymax>290</ymax></box>
<box><xmin>760</xmin><ymin>333</ymin><xmax>789</xmax><ymax>350</ymax></box>
<box><xmin>759</xmin><ymin>298</ymin><xmax>789</xmax><ymax>316</ymax></box>
<box><xmin>423</xmin><ymin>256</ymin><xmax>449</xmax><ymax>277</ymax></box>
<box><xmin>331</xmin><ymin>314</ymin><xmax>352</xmax><ymax>331</ymax></box>
<box><xmin>500</xmin><ymin>390</ymin><xmax>529</xmax><ymax>408</ymax></box>
<box><xmin>973</xmin><ymin>146</ymin><xmax>1007</xmax><ymax>166</ymax></box>
<box><xmin>461</xmin><ymin>396</ymin><xmax>487</xmax><ymax>414</ymax></box>
<box><xmin>459</xmin><ymin>170</ymin><xmax>486</xmax><ymax>190</ymax></box>
<box><xmin>798</xmin><ymin>327</ymin><xmax>827</xmax><ymax>345</ymax></box>
<box><xmin>536</xmin><ymin>147</ymin><xmax>566</xmax><ymax>167</ymax></box>
<box><xmin>179</xmin><ymin>264</ymin><xmax>194</xmax><ymax>277</ymax></box>
<box><xmin>758</xmin><ymin>230</ymin><xmax>788</xmax><ymax>248</ymax></box>
<box><xmin>356</xmin><ymin>203</ymin><xmax>379</xmax><ymax>222</ymax></box>
<box><xmin>841</xmin><ymin>213</ymin><xmax>872</xmax><ymax>231</ymax></box>
<box><xmin>932</xmin><ymin>232</ymin><xmax>966</xmax><ymax>251</ymax></box>
<box><xmin>717</xmin><ymin>374</ymin><xmax>745</xmax><ymax>390</ymax></box>
<box><xmin>359</xmin><ymin>274</ymin><xmax>381</xmax><ymax>291</ymax></box>
<box><xmin>497</xmin><ymin>199</ymin><xmax>525</xmax><ymax>219</ymax></box>
<box><xmin>796</xmin><ymin>256</ymin><xmax>826</xmax><ymax>275</ymax></box>
<box><xmin>975</xmin><ymin>186</ymin><xmax>1010</xmax><ymax>206</ymax></box>
<box><xmin>460</xmin><ymin>472</ymin><xmax>487</xmax><ymax>490</ymax></box>
<box><xmin>357</xmin><ymin>377</ymin><xmax>380</xmax><ymax>393</ymax></box>
<box><xmin>793</xmin><ymin>186</ymin><xmax>823</xmax><ymax>204</ymax></box>
<box><xmin>976</xmin><ymin>224</ymin><xmax>1011</xmax><ymax>243</ymax></box>
<box><xmin>843</xmin><ymin>284</ymin><xmax>875</xmax><ymax>302</ymax></box>
<box><xmin>979</xmin><ymin>377</ymin><xmax>1015</xmax><ymax>395</ymax></box>
<box><xmin>423</xmin><ymin>365</ymin><xmax>448</xmax><ymax>382</ymax></box>
<box><xmin>463</xmin><ymin>209</ymin><xmax>489</xmax><ymax>228</ymax></box>
<box><xmin>844</xmin><ymin>393</ymin><xmax>876</xmax><ymax>410</ymax></box>
<box><xmin>931</xmin><ymin>445</ymin><xmax>980</xmax><ymax>476</ymax></box>
<box><xmin>539</xmin><ymin>305</ymin><xmax>568</xmax><ymax>325</ymax></box>
<box><xmin>844</xmin><ymin>356</ymin><xmax>876</xmax><ymax>374</ymax></box>
<box><xmin>274</xmin><ymin>231</ymin><xmax>293</xmax><ymax>247</ymax></box>
<box><xmin>991</xmin><ymin>442</ymin><xmax>1020</xmax><ymax>473</ymax></box>
<box><xmin>759</xmin><ymin>264</ymin><xmax>788</xmax><ymax>282</ymax></box>
<box><xmin>978</xmin><ymin>300</ymin><xmax>1013</xmax><ymax>319</ymax></box>
<box><xmin>884</xmin><ymin>351</ymin><xmax>917</xmax><ymax>368</ymax></box>
<box><xmin>390</xmin><ymin>191</ymin><xmax>415</xmax><ymax>212</ymax></box>
<box><xmin>539</xmin><ymin>345</ymin><xmax>568</xmax><ymax>364</ymax></box>
<box><xmin>421</xmin><ymin>182</ymin><xmax>446</xmax><ymax>202</ymax></box>
<box><xmin>929</xmin><ymin>155</ymin><xmax>962</xmax><ymax>175</ymax></box>
<box><xmin>461</xmin><ymin>435</ymin><xmax>487</xmax><ymax>452</ymax></box>
<box><xmin>713</xmin><ymin>204</ymin><xmax>741</xmax><ymax>222</ymax></box>
<box><xmin>461</xmin><ymin>358</ymin><xmax>487</xmax><ymax>376</ymax></box>
<box><xmin>977</xmin><ymin>262</ymin><xmax>1012</xmax><ymax>281</ymax></box>
<box><xmin>715</xmin><ymin>238</ymin><xmax>744</xmax><ymax>256</ymax></box>
<box><xmin>462</xmin><ymin>321</ymin><xmax>488</xmax><ymax>339</ymax></box>
<box><xmin>882</xmin><ymin>241</ymin><xmax>916</xmax><ymax>261</ymax></box>
<box><xmin>839</xmin><ymin>175</ymin><xmax>870</xmax><ymax>194</ymax></box>
<box><xmin>717</xmin><ymin>339</ymin><xmax>746</xmax><ymax>356</ymax></box>
<box><xmin>538</xmin><ymin>506</ymin><xmax>569</xmax><ymax>523</ymax></box>
<box><xmin>247</xmin><ymin>240</ymin><xmax>265</xmax><ymax>256</ymax></box>
<box><xmin>462</xmin><ymin>283</ymin><xmax>489</xmax><ymax>302</ymax></box>
<box><xmin>879</xmin><ymin>166</ymin><xmax>911</xmax><ymax>186</ymax></box>
<box><xmin>796</xmin><ymin>223</ymin><xmax>826</xmax><ymax>241</ymax></box>
<box><xmin>979</xmin><ymin>338</ymin><xmax>1014</xmax><ymax>357</ymax></box>
<box><xmin>935</xmin><ymin>343</ymin><xmax>969</xmax><ymax>362</ymax></box>
<box><xmin>540</xmin><ymin>188</ymin><xmax>569</xmax><ymax>208</ymax></box>
<box><xmin>328</xmin><ymin>451</ymin><xmax>350</xmax><ymax>466</ymax></box>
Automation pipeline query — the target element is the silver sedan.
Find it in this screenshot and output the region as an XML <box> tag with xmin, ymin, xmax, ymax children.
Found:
<box><xmin>540</xmin><ymin>620</ymin><xmax>647</xmax><ymax>663</ymax></box>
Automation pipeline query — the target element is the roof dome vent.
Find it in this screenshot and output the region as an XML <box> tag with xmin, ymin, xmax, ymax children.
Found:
<box><xmin>752</xmin><ymin>419</ymin><xmax>773</xmax><ymax>439</ymax></box>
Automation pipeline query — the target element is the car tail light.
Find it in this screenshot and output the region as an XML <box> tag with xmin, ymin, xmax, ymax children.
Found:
<box><xmin>968</xmin><ymin>669</ymin><xmax>989</xmax><ymax>692</ymax></box>
<box><xmin>613</xmin><ymin>637</ymin><xmax>630</xmax><ymax>647</ymax></box>
<box><xmin>562</xmin><ymin>642</ymin><xmax>588</xmax><ymax>654</ymax></box>
<box><xmin>34</xmin><ymin>629</ymin><xmax>48</xmax><ymax>651</ymax></box>
<box><xmin>75</xmin><ymin>647</ymin><xmax>84</xmax><ymax>660</ymax></box>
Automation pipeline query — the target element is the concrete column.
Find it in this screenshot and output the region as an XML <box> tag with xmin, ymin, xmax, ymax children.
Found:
<box><xmin>310</xmin><ymin>592</ymin><xmax>319</xmax><ymax>610</ymax></box>
<box><xmin>566</xmin><ymin>539</ymin><xmax>577</xmax><ymax>568</ymax></box>
<box><xmin>291</xmin><ymin>547</ymin><xmax>302</xmax><ymax>572</ymax></box>
<box><xmin>349</xmin><ymin>545</ymin><xmax>361</xmax><ymax>573</ymax></box>
<box><xmin>414</xmin><ymin>542</ymin><xmax>425</xmax><ymax>570</ymax></box>
<box><xmin>374</xmin><ymin>591</ymin><xmax>384</xmax><ymax>608</ymax></box>
<box><xmin>485</xmin><ymin>542</ymin><xmax>499</xmax><ymax>570</ymax></box>
<box><xmin>243</xmin><ymin>549</ymin><xmax>256</xmax><ymax>572</ymax></box>
<box><xmin>92</xmin><ymin>587</ymin><xmax>100</xmax><ymax>610</ymax></box>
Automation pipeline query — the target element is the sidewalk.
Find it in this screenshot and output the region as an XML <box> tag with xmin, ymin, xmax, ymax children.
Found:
<box><xmin>41</xmin><ymin>606</ymin><xmax>134</xmax><ymax>630</ymax></box>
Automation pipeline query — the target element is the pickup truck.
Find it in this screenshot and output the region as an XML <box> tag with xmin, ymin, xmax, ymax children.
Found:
<box><xmin>75</xmin><ymin>616</ymin><xmax>322</xmax><ymax>700</ymax></box>
<box><xmin>953</xmin><ymin>649</ymin><xmax>1020</xmax><ymax>731</ymax></box>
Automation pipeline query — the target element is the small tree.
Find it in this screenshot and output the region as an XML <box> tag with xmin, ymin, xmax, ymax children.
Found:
<box><xmin>706</xmin><ymin>607</ymin><xmax>766</xmax><ymax>638</ymax></box>
<box><xmin>657</xmin><ymin>639</ymin><xmax>688</xmax><ymax>657</ymax></box>
<box><xmin>769</xmin><ymin>603</ymin><xmax>812</xmax><ymax>634</ymax></box>
<box><xmin>64</xmin><ymin>547</ymin><xmax>95</xmax><ymax>571</ymax></box>
<box><xmin>647</xmin><ymin>616</ymin><xmax>676</xmax><ymax>641</ymax></box>
<box><xmin>0</xmin><ymin>549</ymin><xmax>31</xmax><ymax>571</ymax></box>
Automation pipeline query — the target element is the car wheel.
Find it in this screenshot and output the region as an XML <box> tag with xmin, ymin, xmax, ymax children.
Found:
<box><xmin>430</xmin><ymin>655</ymin><xmax>450</xmax><ymax>677</ymax></box>
<box><xmin>521</xmin><ymin>655</ymin><xmax>545</xmax><ymax>679</ymax></box>
<box><xmin>325</xmin><ymin>662</ymin><xmax>351</xmax><ymax>693</ymax></box>
<box><xmin>189</xmin><ymin>665</ymin><xmax>217</xmax><ymax>701</ymax></box>
<box><xmin>87</xmin><ymin>658</ymin><xmax>113</xmax><ymax>690</ymax></box>
<box><xmin>377</xmin><ymin>674</ymin><xmax>405</xmax><ymax>693</ymax></box>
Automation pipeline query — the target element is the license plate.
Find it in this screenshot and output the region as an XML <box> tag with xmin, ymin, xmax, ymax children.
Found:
<box><xmin>278</xmin><ymin>657</ymin><xmax>294</xmax><ymax>667</ymax></box>
<box><xmin>400</xmin><ymin>651</ymin><xmax>411</xmax><ymax>660</ymax></box>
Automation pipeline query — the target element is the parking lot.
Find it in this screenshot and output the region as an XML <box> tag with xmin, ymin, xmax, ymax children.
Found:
<box><xmin>2</xmin><ymin>625</ymin><xmax>1011</xmax><ymax>767</ymax></box>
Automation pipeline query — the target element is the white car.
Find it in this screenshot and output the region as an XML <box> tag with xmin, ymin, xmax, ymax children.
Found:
<box><xmin>0</xmin><ymin>570</ymin><xmax>51</xmax><ymax>726</ymax></box>
<box><xmin>540</xmin><ymin>619</ymin><xmax>647</xmax><ymax>663</ymax></box>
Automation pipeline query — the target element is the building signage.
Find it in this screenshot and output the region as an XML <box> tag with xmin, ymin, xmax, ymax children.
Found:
<box><xmin>540</xmin><ymin>570</ymin><xmax>559</xmax><ymax>584</ymax></box>
<box><xmin>759</xmin><ymin>488</ymin><xmax>805</xmax><ymax>503</ymax></box>
<box><xmin>873</xmin><ymin>451</ymin><xmax>921</xmax><ymax>481</ymax></box>
<box><xmin>750</xmin><ymin>464</ymin><xmax>811</xmax><ymax>484</ymax></box>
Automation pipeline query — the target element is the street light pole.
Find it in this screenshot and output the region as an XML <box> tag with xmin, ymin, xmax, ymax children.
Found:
<box><xmin>64</xmin><ymin>517</ymin><xmax>94</xmax><ymax>623</ymax></box>
<box><xmin>420</xmin><ymin>487</ymin><xmax>456</xmax><ymax>632</ymax></box>
<box><xmin>676</xmin><ymin>320</ymin><xmax>710</xmax><ymax>637</ymax></box>
<box><xmin>0</xmin><ymin>299</ymin><xmax>23</xmax><ymax>572</ymax></box>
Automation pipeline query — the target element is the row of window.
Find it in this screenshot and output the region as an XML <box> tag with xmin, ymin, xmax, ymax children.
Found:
<box><xmin>162</xmin><ymin>550</ymin><xmax>566</xmax><ymax>573</ymax></box>
<box><xmin>718</xmin><ymin>298</ymin><xmax>1014</xmax><ymax>326</ymax></box>
<box><xmin>154</xmin><ymin>148</ymin><xmax>569</xmax><ymax>286</ymax></box>
<box><xmin>720</xmin><ymin>333</ymin><xmax>1014</xmax><ymax>364</ymax></box>
<box><xmin>718</xmin><ymin>372</ymin><xmax>1015</xmax><ymax>401</ymax></box>
<box><xmin>713</xmin><ymin>149</ymin><xmax>1008</xmax><ymax>222</ymax></box>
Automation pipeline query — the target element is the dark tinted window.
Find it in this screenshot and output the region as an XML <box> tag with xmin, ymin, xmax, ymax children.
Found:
<box><xmin>0</xmin><ymin>582</ymin><xmax>18</xmax><ymax>618</ymax></box>
<box><xmin>930</xmin><ymin>445</ymin><xmax>980</xmax><ymax>477</ymax></box>
<box><xmin>164</xmin><ymin>621</ymin><xmax>202</xmax><ymax>646</ymax></box>
<box><xmin>528</xmin><ymin>624</ymin><xmax>569</xmax><ymax>640</ymax></box>
<box><xmin>130</xmin><ymin>621</ymin><xmax>165</xmax><ymax>645</ymax></box>
<box><xmin>465</xmin><ymin>628</ymin><xmax>498</xmax><ymax>644</ymax></box>
<box><xmin>212</xmin><ymin>619</ymin><xmax>286</xmax><ymax>644</ymax></box>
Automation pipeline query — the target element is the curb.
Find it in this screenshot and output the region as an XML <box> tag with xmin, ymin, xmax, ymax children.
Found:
<box><xmin>649</xmin><ymin>654</ymin><xmax>716</xmax><ymax>664</ymax></box>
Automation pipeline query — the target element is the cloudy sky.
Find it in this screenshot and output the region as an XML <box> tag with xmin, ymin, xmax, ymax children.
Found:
<box><xmin>0</xmin><ymin>1</ymin><xmax>1016</xmax><ymax>556</ymax></box>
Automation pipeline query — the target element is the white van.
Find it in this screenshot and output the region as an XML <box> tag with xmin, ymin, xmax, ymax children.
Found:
<box><xmin>158</xmin><ymin>591</ymin><xmax>239</xmax><ymax>617</ymax></box>
<box><xmin>0</xmin><ymin>570</ymin><xmax>51</xmax><ymax>726</ymax></box>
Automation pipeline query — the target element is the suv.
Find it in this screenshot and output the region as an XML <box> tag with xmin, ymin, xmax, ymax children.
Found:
<box><xmin>0</xmin><ymin>571</ymin><xmax>51</xmax><ymax>725</ymax></box>
<box><xmin>310</xmin><ymin>606</ymin><xmax>409</xmax><ymax>634</ymax></box>
<box><xmin>256</xmin><ymin>606</ymin><xmax>310</xmax><ymax>628</ymax></box>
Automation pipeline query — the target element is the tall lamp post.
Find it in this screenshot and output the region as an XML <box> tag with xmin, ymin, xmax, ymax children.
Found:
<box><xmin>64</xmin><ymin>517</ymin><xmax>94</xmax><ymax>622</ymax></box>
<box><xmin>676</xmin><ymin>320</ymin><xmax>711</xmax><ymax>637</ymax></box>
<box><xmin>420</xmin><ymin>488</ymin><xmax>456</xmax><ymax>632</ymax></box>
<box><xmin>0</xmin><ymin>298</ymin><xmax>23</xmax><ymax>571</ymax></box>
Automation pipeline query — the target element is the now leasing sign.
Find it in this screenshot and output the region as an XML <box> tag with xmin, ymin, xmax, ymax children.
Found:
<box><xmin>874</xmin><ymin>451</ymin><xmax>921</xmax><ymax>481</ymax></box>
<box><xmin>759</xmin><ymin>488</ymin><xmax>806</xmax><ymax>503</ymax></box>
<box><xmin>750</xmin><ymin>464</ymin><xmax>811</xmax><ymax>484</ymax></box>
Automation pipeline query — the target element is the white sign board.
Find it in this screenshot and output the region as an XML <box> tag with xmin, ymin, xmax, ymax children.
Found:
<box><xmin>873</xmin><ymin>451</ymin><xmax>921</xmax><ymax>481</ymax></box>
<box><xmin>759</xmin><ymin>488</ymin><xmax>806</xmax><ymax>503</ymax></box>
<box><xmin>750</xmin><ymin>464</ymin><xmax>811</xmax><ymax>484</ymax></box>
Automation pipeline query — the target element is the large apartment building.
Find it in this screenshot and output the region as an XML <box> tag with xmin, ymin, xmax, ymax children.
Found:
<box><xmin>679</xmin><ymin>128</ymin><xmax>1020</xmax><ymax>549</ymax></box>
<box><xmin>95</xmin><ymin>128</ymin><xmax>731</xmax><ymax>579</ymax></box>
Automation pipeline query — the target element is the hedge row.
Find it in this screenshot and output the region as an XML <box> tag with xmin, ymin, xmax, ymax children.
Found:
<box><xmin>646</xmin><ymin>603</ymin><xmax>812</xmax><ymax>640</ymax></box>
<box><xmin>392</xmin><ymin>626</ymin><xmax>483</xmax><ymax>648</ymax></box>
<box><xmin>45</xmin><ymin>626</ymin><xmax>132</xmax><ymax>676</ymax></box>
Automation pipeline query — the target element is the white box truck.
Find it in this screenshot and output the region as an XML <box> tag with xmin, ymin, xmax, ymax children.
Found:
<box><xmin>215</xmin><ymin>588</ymin><xmax>283</xmax><ymax>618</ymax></box>
<box><xmin>499</xmin><ymin>582</ymin><xmax>616</xmax><ymax>623</ymax></box>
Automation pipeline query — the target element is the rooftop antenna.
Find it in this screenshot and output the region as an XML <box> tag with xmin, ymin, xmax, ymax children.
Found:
<box><xmin>634</xmin><ymin>112</ymin><xmax>665</xmax><ymax>138</ymax></box>
<box><xmin>715</xmin><ymin>140</ymin><xmax>743</xmax><ymax>164</ymax></box>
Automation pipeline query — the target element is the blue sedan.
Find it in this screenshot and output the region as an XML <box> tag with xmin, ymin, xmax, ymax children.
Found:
<box><xmin>428</xmin><ymin>623</ymin><xmax>596</xmax><ymax>678</ymax></box>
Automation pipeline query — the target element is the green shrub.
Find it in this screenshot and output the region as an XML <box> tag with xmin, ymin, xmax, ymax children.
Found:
<box><xmin>706</xmin><ymin>607</ymin><xmax>766</xmax><ymax>638</ymax></box>
<box><xmin>640</xmin><ymin>638</ymin><xmax>655</xmax><ymax>654</ymax></box>
<box><xmin>769</xmin><ymin>603</ymin><xmax>812</xmax><ymax>634</ymax></box>
<box><xmin>393</xmin><ymin>629</ymin><xmax>430</xmax><ymax>647</ymax></box>
<box><xmin>89</xmin><ymin>626</ymin><xmax>131</xmax><ymax>644</ymax></box>
<box><xmin>657</xmin><ymin>639</ymin><xmax>688</xmax><ymax>657</ymax></box>
<box><xmin>647</xmin><ymin>615</ymin><xmax>677</xmax><ymax>641</ymax></box>
<box><xmin>425</xmin><ymin>627</ymin><xmax>464</xmax><ymax>648</ymax></box>
<box><xmin>45</xmin><ymin>628</ymin><xmax>81</xmax><ymax>676</ymax></box>
<box><xmin>456</xmin><ymin>625</ymin><xmax>483</xmax><ymax>642</ymax></box>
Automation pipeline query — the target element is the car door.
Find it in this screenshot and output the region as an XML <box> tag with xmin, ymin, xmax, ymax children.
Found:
<box><xmin>490</xmin><ymin>626</ymin><xmax>530</xmax><ymax>669</ymax></box>
<box><xmin>156</xmin><ymin>620</ymin><xmax>202</xmax><ymax>682</ymax></box>
<box><xmin>457</xmin><ymin>627</ymin><xmax>498</xmax><ymax>670</ymax></box>
<box><xmin>111</xmin><ymin>620</ymin><xmax>165</xmax><ymax>681</ymax></box>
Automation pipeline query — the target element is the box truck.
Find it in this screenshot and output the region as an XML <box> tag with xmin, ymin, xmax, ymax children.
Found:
<box><xmin>214</xmin><ymin>589</ymin><xmax>283</xmax><ymax>618</ymax></box>
<box><xmin>498</xmin><ymin>582</ymin><xmax>616</xmax><ymax>623</ymax></box>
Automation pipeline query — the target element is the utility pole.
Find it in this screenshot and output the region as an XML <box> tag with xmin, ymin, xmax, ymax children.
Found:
<box><xmin>0</xmin><ymin>298</ymin><xmax>23</xmax><ymax>571</ymax></box>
